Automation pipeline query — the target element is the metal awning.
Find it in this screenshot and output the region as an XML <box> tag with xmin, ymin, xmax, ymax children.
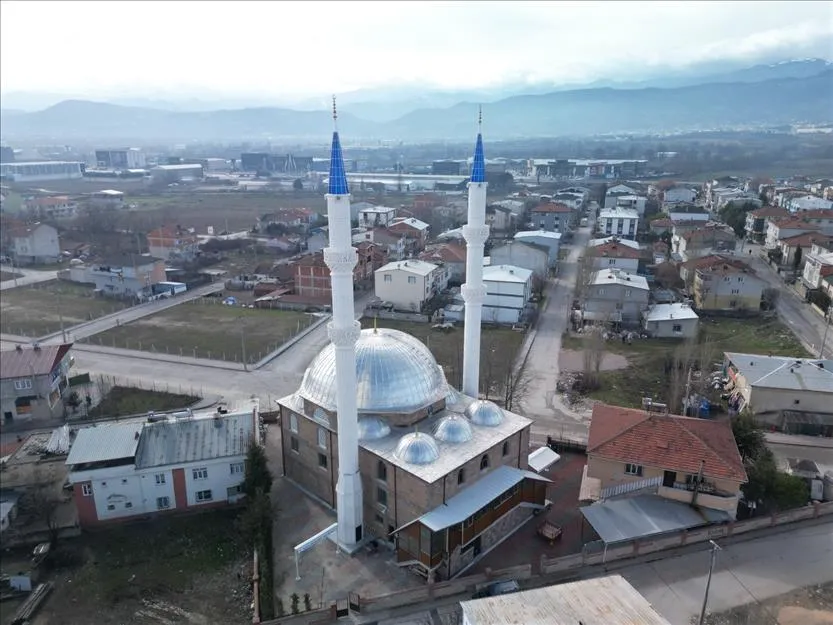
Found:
<box><xmin>399</xmin><ymin>465</ymin><xmax>550</xmax><ymax>533</ymax></box>
<box><xmin>580</xmin><ymin>494</ymin><xmax>730</xmax><ymax>544</ymax></box>
<box><xmin>528</xmin><ymin>447</ymin><xmax>561</xmax><ymax>473</ymax></box>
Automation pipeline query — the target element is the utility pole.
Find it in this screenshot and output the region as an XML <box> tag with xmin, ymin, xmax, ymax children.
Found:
<box><xmin>240</xmin><ymin>319</ymin><xmax>247</xmax><ymax>371</ymax></box>
<box><xmin>820</xmin><ymin>313</ymin><xmax>831</xmax><ymax>359</ymax></box>
<box><xmin>57</xmin><ymin>286</ymin><xmax>67</xmax><ymax>343</ymax></box>
<box><xmin>698</xmin><ymin>540</ymin><xmax>722</xmax><ymax>625</ymax></box>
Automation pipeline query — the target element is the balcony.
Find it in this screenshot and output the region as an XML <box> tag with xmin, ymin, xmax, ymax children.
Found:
<box><xmin>658</xmin><ymin>481</ymin><xmax>738</xmax><ymax>513</ymax></box>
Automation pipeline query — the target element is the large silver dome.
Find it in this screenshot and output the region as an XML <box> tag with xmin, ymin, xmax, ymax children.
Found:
<box><xmin>298</xmin><ymin>328</ymin><xmax>448</xmax><ymax>414</ymax></box>
<box><xmin>432</xmin><ymin>413</ymin><xmax>474</xmax><ymax>443</ymax></box>
<box><xmin>465</xmin><ymin>400</ymin><xmax>505</xmax><ymax>427</ymax></box>
<box><xmin>395</xmin><ymin>432</ymin><xmax>441</xmax><ymax>465</ymax></box>
<box><xmin>357</xmin><ymin>416</ymin><xmax>391</xmax><ymax>441</ymax></box>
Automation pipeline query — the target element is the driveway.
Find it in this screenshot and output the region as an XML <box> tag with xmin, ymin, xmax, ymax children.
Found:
<box><xmin>520</xmin><ymin>220</ymin><xmax>595</xmax><ymax>443</ymax></box>
<box><xmin>0</xmin><ymin>264</ymin><xmax>59</xmax><ymax>290</ymax></box>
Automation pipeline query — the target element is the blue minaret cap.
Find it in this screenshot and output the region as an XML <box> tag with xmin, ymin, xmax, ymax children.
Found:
<box><xmin>470</xmin><ymin>105</ymin><xmax>486</xmax><ymax>183</ymax></box>
<box><xmin>328</xmin><ymin>96</ymin><xmax>350</xmax><ymax>195</ymax></box>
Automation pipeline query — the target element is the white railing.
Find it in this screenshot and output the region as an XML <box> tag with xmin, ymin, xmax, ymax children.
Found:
<box><xmin>600</xmin><ymin>476</ymin><xmax>663</xmax><ymax>500</ymax></box>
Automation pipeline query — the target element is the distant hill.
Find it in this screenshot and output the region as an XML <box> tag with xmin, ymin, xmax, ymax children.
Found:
<box><xmin>1</xmin><ymin>71</ymin><xmax>831</xmax><ymax>142</ymax></box>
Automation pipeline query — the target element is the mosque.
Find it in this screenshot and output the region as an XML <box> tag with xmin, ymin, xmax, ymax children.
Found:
<box><xmin>277</xmin><ymin>104</ymin><xmax>548</xmax><ymax>581</ymax></box>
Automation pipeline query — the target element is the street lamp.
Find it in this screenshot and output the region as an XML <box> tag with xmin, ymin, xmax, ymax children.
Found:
<box><xmin>820</xmin><ymin>313</ymin><xmax>831</xmax><ymax>359</ymax></box>
<box><xmin>698</xmin><ymin>540</ymin><xmax>722</xmax><ymax>625</ymax></box>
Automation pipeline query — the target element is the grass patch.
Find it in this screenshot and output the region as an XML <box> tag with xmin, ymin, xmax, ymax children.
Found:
<box><xmin>568</xmin><ymin>317</ymin><xmax>809</xmax><ymax>409</ymax></box>
<box><xmin>88</xmin><ymin>386</ymin><xmax>198</xmax><ymax>418</ymax></box>
<box><xmin>93</xmin><ymin>300</ymin><xmax>314</xmax><ymax>363</ymax></box>
<box><xmin>361</xmin><ymin>317</ymin><xmax>525</xmax><ymax>390</ymax></box>
<box><xmin>0</xmin><ymin>280</ymin><xmax>133</xmax><ymax>337</ymax></box>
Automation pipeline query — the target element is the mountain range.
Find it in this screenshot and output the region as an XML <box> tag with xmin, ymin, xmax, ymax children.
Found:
<box><xmin>1</xmin><ymin>62</ymin><xmax>831</xmax><ymax>143</ymax></box>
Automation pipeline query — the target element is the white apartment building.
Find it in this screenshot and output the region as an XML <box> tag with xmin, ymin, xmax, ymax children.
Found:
<box><xmin>616</xmin><ymin>194</ymin><xmax>647</xmax><ymax>216</ymax></box>
<box><xmin>786</xmin><ymin>195</ymin><xmax>833</xmax><ymax>212</ymax></box>
<box><xmin>0</xmin><ymin>161</ymin><xmax>84</xmax><ymax>182</ymax></box>
<box><xmin>598</xmin><ymin>208</ymin><xmax>639</xmax><ymax>240</ymax></box>
<box><xmin>374</xmin><ymin>259</ymin><xmax>448</xmax><ymax>312</ymax></box>
<box><xmin>66</xmin><ymin>407</ymin><xmax>257</xmax><ymax>527</ymax></box>
<box><xmin>358</xmin><ymin>205</ymin><xmax>397</xmax><ymax>228</ymax></box>
<box><xmin>482</xmin><ymin>265</ymin><xmax>533</xmax><ymax>324</ymax></box>
<box><xmin>802</xmin><ymin>250</ymin><xmax>833</xmax><ymax>290</ymax></box>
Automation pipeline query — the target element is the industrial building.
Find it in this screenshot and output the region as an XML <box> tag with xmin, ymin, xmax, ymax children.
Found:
<box><xmin>0</xmin><ymin>161</ymin><xmax>84</xmax><ymax>182</ymax></box>
<box><xmin>95</xmin><ymin>148</ymin><xmax>146</xmax><ymax>170</ymax></box>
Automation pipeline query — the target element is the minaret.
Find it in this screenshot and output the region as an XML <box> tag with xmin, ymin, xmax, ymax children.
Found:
<box><xmin>323</xmin><ymin>97</ymin><xmax>364</xmax><ymax>551</ymax></box>
<box><xmin>461</xmin><ymin>107</ymin><xmax>489</xmax><ymax>398</ymax></box>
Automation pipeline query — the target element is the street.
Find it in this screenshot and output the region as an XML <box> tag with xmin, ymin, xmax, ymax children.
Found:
<box><xmin>0</xmin><ymin>264</ymin><xmax>59</xmax><ymax>290</ymax></box>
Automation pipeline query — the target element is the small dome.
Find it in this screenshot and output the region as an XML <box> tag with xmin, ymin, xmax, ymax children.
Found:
<box><xmin>433</xmin><ymin>413</ymin><xmax>474</xmax><ymax>443</ymax></box>
<box><xmin>394</xmin><ymin>432</ymin><xmax>441</xmax><ymax>465</ymax></box>
<box><xmin>465</xmin><ymin>400</ymin><xmax>504</xmax><ymax>427</ymax></box>
<box><xmin>445</xmin><ymin>386</ymin><xmax>470</xmax><ymax>411</ymax></box>
<box><xmin>357</xmin><ymin>416</ymin><xmax>391</xmax><ymax>441</ymax></box>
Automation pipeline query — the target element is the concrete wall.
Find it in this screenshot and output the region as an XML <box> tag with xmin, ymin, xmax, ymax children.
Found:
<box><xmin>644</xmin><ymin>317</ymin><xmax>699</xmax><ymax>339</ymax></box>
<box><xmin>490</xmin><ymin>244</ymin><xmax>548</xmax><ymax>277</ymax></box>
<box><xmin>747</xmin><ymin>386</ymin><xmax>831</xmax><ymax>416</ymax></box>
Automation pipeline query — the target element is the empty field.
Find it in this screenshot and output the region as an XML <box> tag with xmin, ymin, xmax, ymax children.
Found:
<box><xmin>93</xmin><ymin>299</ymin><xmax>316</xmax><ymax>363</ymax></box>
<box><xmin>361</xmin><ymin>317</ymin><xmax>526</xmax><ymax>391</ymax></box>
<box><xmin>0</xmin><ymin>280</ymin><xmax>133</xmax><ymax>338</ymax></box>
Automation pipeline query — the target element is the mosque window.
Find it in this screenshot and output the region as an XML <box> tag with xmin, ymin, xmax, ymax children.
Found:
<box><xmin>377</xmin><ymin>461</ymin><xmax>387</xmax><ymax>481</ymax></box>
<box><xmin>480</xmin><ymin>455</ymin><xmax>490</xmax><ymax>471</ymax></box>
<box><xmin>317</xmin><ymin>427</ymin><xmax>327</xmax><ymax>450</ymax></box>
<box><xmin>502</xmin><ymin>441</ymin><xmax>509</xmax><ymax>457</ymax></box>
<box><xmin>289</xmin><ymin>414</ymin><xmax>298</xmax><ymax>433</ymax></box>
<box><xmin>457</xmin><ymin>469</ymin><xmax>465</xmax><ymax>485</ymax></box>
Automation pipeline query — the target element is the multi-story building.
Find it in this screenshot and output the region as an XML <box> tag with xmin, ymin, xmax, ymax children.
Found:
<box><xmin>358</xmin><ymin>205</ymin><xmax>398</xmax><ymax>228</ymax></box>
<box><xmin>354</xmin><ymin>228</ymin><xmax>406</xmax><ymax>261</ymax></box>
<box><xmin>744</xmin><ymin>205</ymin><xmax>790</xmax><ymax>242</ymax></box>
<box><xmin>662</xmin><ymin>186</ymin><xmax>697</xmax><ymax>205</ymax></box>
<box><xmin>94</xmin><ymin>148</ymin><xmax>146</xmax><ymax>170</ymax></box>
<box><xmin>146</xmin><ymin>226</ymin><xmax>201</xmax><ymax>262</ymax></box>
<box><xmin>419</xmin><ymin>243</ymin><xmax>468</xmax><ymax>284</ymax></box>
<box><xmin>689</xmin><ymin>256</ymin><xmax>764</xmax><ymax>312</ymax></box>
<box><xmin>598</xmin><ymin>208</ymin><xmax>639</xmax><ymax>240</ymax></box>
<box><xmin>10</xmin><ymin>223</ymin><xmax>60</xmax><ymax>265</ymax></box>
<box><xmin>616</xmin><ymin>195</ymin><xmax>647</xmax><ymax>216</ymax></box>
<box><xmin>673</xmin><ymin>224</ymin><xmax>736</xmax><ymax>261</ymax></box>
<box><xmin>66</xmin><ymin>406</ymin><xmax>257</xmax><ymax>527</ymax></box>
<box><xmin>1</xmin><ymin>343</ymin><xmax>73</xmax><ymax>426</ymax></box>
<box><xmin>529</xmin><ymin>202</ymin><xmax>574</xmax><ymax>233</ymax></box>
<box><xmin>484</xmin><ymin>205</ymin><xmax>515</xmax><ymax>232</ymax></box>
<box><xmin>583</xmin><ymin>403</ymin><xmax>746</xmax><ymax>520</ymax></box>
<box><xmin>0</xmin><ymin>161</ymin><xmax>83</xmax><ymax>182</ymax></box>
<box><xmin>778</xmin><ymin>232</ymin><xmax>833</xmax><ymax>268</ymax></box>
<box><xmin>374</xmin><ymin>259</ymin><xmax>448</xmax><ymax>312</ymax></box>
<box><xmin>582</xmin><ymin>269</ymin><xmax>650</xmax><ymax>326</ymax></box>
<box><xmin>764</xmin><ymin>217</ymin><xmax>822</xmax><ymax>249</ymax></box>
<box><xmin>388</xmin><ymin>217</ymin><xmax>430</xmax><ymax>253</ymax></box>
<box><xmin>585</xmin><ymin>239</ymin><xmax>642</xmax><ymax>273</ymax></box>
<box><xmin>83</xmin><ymin>254</ymin><xmax>167</xmax><ymax>298</ymax></box>
<box><xmin>489</xmin><ymin>241</ymin><xmax>549</xmax><ymax>278</ymax></box>
<box><xmin>22</xmin><ymin>195</ymin><xmax>77</xmax><ymax>219</ymax></box>
<box><xmin>801</xmin><ymin>249</ymin><xmax>833</xmax><ymax>291</ymax></box>
<box><xmin>150</xmin><ymin>164</ymin><xmax>203</xmax><ymax>184</ymax></box>
<box><xmin>784</xmin><ymin>195</ymin><xmax>833</xmax><ymax>212</ymax></box>
<box><xmin>482</xmin><ymin>265</ymin><xmax>533</xmax><ymax>324</ymax></box>
<box><xmin>513</xmin><ymin>230</ymin><xmax>561</xmax><ymax>267</ymax></box>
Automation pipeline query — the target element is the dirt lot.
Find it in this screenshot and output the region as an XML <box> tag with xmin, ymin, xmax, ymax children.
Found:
<box><xmin>93</xmin><ymin>299</ymin><xmax>315</xmax><ymax>363</ymax></box>
<box><xmin>0</xmin><ymin>280</ymin><xmax>133</xmax><ymax>338</ymax></box>
<box><xmin>700</xmin><ymin>581</ymin><xmax>833</xmax><ymax>625</ymax></box>
<box><xmin>25</xmin><ymin>511</ymin><xmax>251</xmax><ymax>625</ymax></box>
<box><xmin>361</xmin><ymin>318</ymin><xmax>526</xmax><ymax>391</ymax></box>
<box><xmin>561</xmin><ymin>317</ymin><xmax>808</xmax><ymax>410</ymax></box>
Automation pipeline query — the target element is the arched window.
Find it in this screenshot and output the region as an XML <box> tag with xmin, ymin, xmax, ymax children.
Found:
<box><xmin>480</xmin><ymin>455</ymin><xmax>490</xmax><ymax>471</ymax></box>
<box><xmin>457</xmin><ymin>469</ymin><xmax>465</xmax><ymax>485</ymax></box>
<box><xmin>377</xmin><ymin>460</ymin><xmax>387</xmax><ymax>481</ymax></box>
<box><xmin>502</xmin><ymin>441</ymin><xmax>509</xmax><ymax>457</ymax></box>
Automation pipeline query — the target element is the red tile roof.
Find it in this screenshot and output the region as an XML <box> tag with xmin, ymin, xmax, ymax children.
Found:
<box><xmin>650</xmin><ymin>218</ymin><xmax>674</xmax><ymax>228</ymax></box>
<box><xmin>770</xmin><ymin>218</ymin><xmax>822</xmax><ymax>230</ymax></box>
<box><xmin>531</xmin><ymin>202</ymin><xmax>572</xmax><ymax>214</ymax></box>
<box><xmin>586</xmin><ymin>241</ymin><xmax>642</xmax><ymax>260</ymax></box>
<box><xmin>588</xmin><ymin>403</ymin><xmax>747</xmax><ymax>482</ymax></box>
<box><xmin>419</xmin><ymin>243</ymin><xmax>467</xmax><ymax>264</ymax></box>
<box><xmin>749</xmin><ymin>205</ymin><xmax>789</xmax><ymax>218</ymax></box>
<box><xmin>779</xmin><ymin>232</ymin><xmax>833</xmax><ymax>247</ymax></box>
<box><xmin>0</xmin><ymin>343</ymin><xmax>73</xmax><ymax>380</ymax></box>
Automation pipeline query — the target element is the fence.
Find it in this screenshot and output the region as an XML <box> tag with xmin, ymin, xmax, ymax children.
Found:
<box><xmin>540</xmin><ymin>500</ymin><xmax>833</xmax><ymax>574</ymax></box>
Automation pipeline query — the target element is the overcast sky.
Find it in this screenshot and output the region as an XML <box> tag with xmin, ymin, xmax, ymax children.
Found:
<box><xmin>1</xmin><ymin>0</ymin><xmax>831</xmax><ymax>98</ymax></box>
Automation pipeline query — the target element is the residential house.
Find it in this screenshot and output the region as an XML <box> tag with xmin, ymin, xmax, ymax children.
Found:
<box><xmin>358</xmin><ymin>205</ymin><xmax>397</xmax><ymax>228</ymax></box>
<box><xmin>724</xmin><ymin>353</ymin><xmax>833</xmax><ymax>428</ymax></box>
<box><xmin>491</xmin><ymin>199</ymin><xmax>526</xmax><ymax>220</ymax></box>
<box><xmin>355</xmin><ymin>241</ymin><xmax>388</xmax><ymax>281</ymax></box>
<box><xmin>482</xmin><ymin>265</ymin><xmax>533</xmax><ymax>324</ymax></box>
<box><xmin>584</xmin><ymin>403</ymin><xmax>747</xmax><ymax>519</ymax></box>
<box><xmin>582</xmin><ymin>269</ymin><xmax>650</xmax><ymax>326</ymax></box>
<box><xmin>785</xmin><ymin>195</ymin><xmax>833</xmax><ymax>213</ymax></box>
<box><xmin>643</xmin><ymin>303</ymin><xmax>699</xmax><ymax>339</ymax></box>
<box><xmin>744</xmin><ymin>205</ymin><xmax>790</xmax><ymax>242</ymax></box>
<box><xmin>801</xmin><ymin>250</ymin><xmax>833</xmax><ymax>291</ymax></box>
<box><xmin>616</xmin><ymin>195</ymin><xmax>647</xmax><ymax>216</ymax></box>
<box><xmin>305</xmin><ymin>230</ymin><xmax>328</xmax><ymax>254</ymax></box>
<box><xmin>23</xmin><ymin>195</ymin><xmax>76</xmax><ymax>219</ymax></box>
<box><xmin>598</xmin><ymin>208</ymin><xmax>639</xmax><ymax>240</ymax></box>
<box><xmin>485</xmin><ymin>204</ymin><xmax>515</xmax><ymax>232</ymax></box>
<box><xmin>674</xmin><ymin>224</ymin><xmax>736</xmax><ymax>261</ymax></box>
<box><xmin>89</xmin><ymin>189</ymin><xmax>125</xmax><ymax>208</ymax></box>
<box><xmin>260</xmin><ymin>208</ymin><xmax>319</xmax><ymax>231</ymax></box>
<box><xmin>84</xmin><ymin>253</ymin><xmax>167</xmax><ymax>298</ymax></box>
<box><xmin>1</xmin><ymin>343</ymin><xmax>73</xmax><ymax>425</ymax></box>
<box><xmin>355</xmin><ymin>228</ymin><xmax>406</xmax><ymax>261</ymax></box>
<box><xmin>412</xmin><ymin>193</ymin><xmax>444</xmax><ymax>212</ymax></box>
<box><xmin>293</xmin><ymin>251</ymin><xmax>361</xmax><ymax>301</ymax></box>
<box><xmin>689</xmin><ymin>256</ymin><xmax>764</xmax><ymax>312</ymax></box>
<box><xmin>587</xmin><ymin>236</ymin><xmax>641</xmax><ymax>250</ymax></box>
<box><xmin>650</xmin><ymin>217</ymin><xmax>674</xmax><ymax>235</ymax></box>
<box><xmin>388</xmin><ymin>217</ymin><xmax>430</xmax><ymax>253</ymax></box>
<box><xmin>551</xmin><ymin>190</ymin><xmax>587</xmax><ymax>212</ymax></box>
<box><xmin>460</xmin><ymin>575</ymin><xmax>673</xmax><ymax>625</ymax></box>
<box><xmin>585</xmin><ymin>239</ymin><xmax>642</xmax><ymax>273</ymax></box>
<box><xmin>663</xmin><ymin>186</ymin><xmax>697</xmax><ymax>205</ymax></box>
<box><xmin>529</xmin><ymin>202</ymin><xmax>574</xmax><ymax>233</ymax></box>
<box><xmin>513</xmin><ymin>230</ymin><xmax>561</xmax><ymax>267</ymax></box>
<box><xmin>604</xmin><ymin>184</ymin><xmax>641</xmax><ymax>208</ymax></box>
<box><xmin>374</xmin><ymin>259</ymin><xmax>449</xmax><ymax>312</ymax></box>
<box><xmin>778</xmin><ymin>232</ymin><xmax>833</xmax><ymax>268</ymax></box>
<box><xmin>419</xmin><ymin>243</ymin><xmax>467</xmax><ymax>284</ymax></box>
<box><xmin>11</xmin><ymin>223</ymin><xmax>60</xmax><ymax>265</ymax></box>
<box><xmin>147</xmin><ymin>226</ymin><xmax>200</xmax><ymax>262</ymax></box>
<box><xmin>66</xmin><ymin>407</ymin><xmax>257</xmax><ymax>527</ymax></box>
<box><xmin>489</xmin><ymin>241</ymin><xmax>549</xmax><ymax>279</ymax></box>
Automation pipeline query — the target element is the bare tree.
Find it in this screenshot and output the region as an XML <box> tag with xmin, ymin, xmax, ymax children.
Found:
<box><xmin>581</xmin><ymin>328</ymin><xmax>605</xmax><ymax>391</ymax></box>
<box><xmin>573</xmin><ymin>254</ymin><xmax>594</xmax><ymax>304</ymax></box>
<box><xmin>667</xmin><ymin>336</ymin><xmax>697</xmax><ymax>413</ymax></box>
<box><xmin>28</xmin><ymin>466</ymin><xmax>62</xmax><ymax>543</ymax></box>
<box><xmin>502</xmin><ymin>362</ymin><xmax>534</xmax><ymax>413</ymax></box>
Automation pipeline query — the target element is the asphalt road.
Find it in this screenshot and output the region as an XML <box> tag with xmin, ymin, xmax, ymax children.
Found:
<box><xmin>0</xmin><ymin>264</ymin><xmax>59</xmax><ymax>290</ymax></box>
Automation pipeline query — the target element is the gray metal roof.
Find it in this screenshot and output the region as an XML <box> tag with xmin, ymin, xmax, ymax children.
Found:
<box><xmin>66</xmin><ymin>422</ymin><xmax>143</xmax><ymax>466</ymax></box>
<box><xmin>460</xmin><ymin>575</ymin><xmax>672</xmax><ymax>625</ymax></box>
<box><xmin>415</xmin><ymin>465</ymin><xmax>549</xmax><ymax>532</ymax></box>
<box><xmin>726</xmin><ymin>352</ymin><xmax>833</xmax><ymax>393</ymax></box>
<box><xmin>580</xmin><ymin>494</ymin><xmax>729</xmax><ymax>544</ymax></box>
<box><xmin>134</xmin><ymin>412</ymin><xmax>253</xmax><ymax>469</ymax></box>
